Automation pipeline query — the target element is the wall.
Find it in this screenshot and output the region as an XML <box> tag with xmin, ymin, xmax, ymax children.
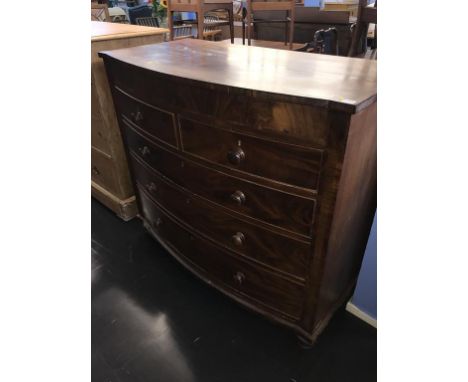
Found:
<box><xmin>351</xmin><ymin>213</ymin><xmax>377</xmax><ymax>320</ymax></box>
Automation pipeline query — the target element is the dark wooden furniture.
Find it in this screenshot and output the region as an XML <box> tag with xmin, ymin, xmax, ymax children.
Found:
<box><xmin>100</xmin><ymin>39</ymin><xmax>377</xmax><ymax>344</ymax></box>
<box><xmin>243</xmin><ymin>0</ymin><xmax>296</xmax><ymax>49</ymax></box>
<box><xmin>167</xmin><ymin>0</ymin><xmax>234</xmax><ymax>42</ymax></box>
<box><xmin>348</xmin><ymin>0</ymin><xmax>377</xmax><ymax>57</ymax></box>
<box><xmin>91</xmin><ymin>21</ymin><xmax>168</xmax><ymax>220</ymax></box>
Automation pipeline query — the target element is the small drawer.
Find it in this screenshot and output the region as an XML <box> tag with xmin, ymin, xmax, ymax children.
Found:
<box><xmin>91</xmin><ymin>148</ymin><xmax>119</xmax><ymax>195</ymax></box>
<box><xmin>179</xmin><ymin>117</ymin><xmax>323</xmax><ymax>191</ymax></box>
<box><xmin>125</xmin><ymin>124</ymin><xmax>316</xmax><ymax>237</ymax></box>
<box><xmin>139</xmin><ymin>190</ymin><xmax>305</xmax><ymax>320</ymax></box>
<box><xmin>133</xmin><ymin>158</ymin><xmax>310</xmax><ymax>280</ymax></box>
<box><xmin>114</xmin><ymin>89</ymin><xmax>177</xmax><ymax>148</ymax></box>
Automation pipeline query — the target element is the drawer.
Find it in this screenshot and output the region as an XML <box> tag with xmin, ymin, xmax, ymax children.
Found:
<box><xmin>91</xmin><ymin>148</ymin><xmax>119</xmax><ymax>195</ymax></box>
<box><xmin>133</xmin><ymin>158</ymin><xmax>310</xmax><ymax>280</ymax></box>
<box><xmin>179</xmin><ymin>117</ymin><xmax>323</xmax><ymax>191</ymax></box>
<box><xmin>114</xmin><ymin>89</ymin><xmax>177</xmax><ymax>148</ymax></box>
<box><xmin>139</xmin><ymin>190</ymin><xmax>305</xmax><ymax>320</ymax></box>
<box><xmin>125</xmin><ymin>123</ymin><xmax>316</xmax><ymax>237</ymax></box>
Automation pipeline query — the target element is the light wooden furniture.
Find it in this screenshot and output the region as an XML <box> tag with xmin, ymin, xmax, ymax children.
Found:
<box><xmin>91</xmin><ymin>21</ymin><xmax>169</xmax><ymax>220</ymax></box>
<box><xmin>167</xmin><ymin>0</ymin><xmax>235</xmax><ymax>42</ymax></box>
<box><xmin>243</xmin><ymin>0</ymin><xmax>296</xmax><ymax>49</ymax></box>
<box><xmin>323</xmin><ymin>0</ymin><xmax>359</xmax><ymax>17</ymax></box>
<box><xmin>91</xmin><ymin>3</ymin><xmax>111</xmax><ymax>21</ymax></box>
<box><xmin>100</xmin><ymin>39</ymin><xmax>376</xmax><ymax>344</ymax></box>
<box><xmin>348</xmin><ymin>0</ymin><xmax>376</xmax><ymax>57</ymax></box>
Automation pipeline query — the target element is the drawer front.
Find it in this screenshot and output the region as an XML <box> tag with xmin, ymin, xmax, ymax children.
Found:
<box><xmin>125</xmin><ymin>123</ymin><xmax>316</xmax><ymax>237</ymax></box>
<box><xmin>133</xmin><ymin>158</ymin><xmax>310</xmax><ymax>280</ymax></box>
<box><xmin>139</xmin><ymin>189</ymin><xmax>305</xmax><ymax>320</ymax></box>
<box><xmin>114</xmin><ymin>89</ymin><xmax>177</xmax><ymax>148</ymax></box>
<box><xmin>91</xmin><ymin>148</ymin><xmax>119</xmax><ymax>195</ymax></box>
<box><xmin>179</xmin><ymin>117</ymin><xmax>323</xmax><ymax>191</ymax></box>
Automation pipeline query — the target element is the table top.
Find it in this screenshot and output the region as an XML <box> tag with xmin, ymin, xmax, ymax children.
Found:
<box><xmin>91</xmin><ymin>21</ymin><xmax>168</xmax><ymax>42</ymax></box>
<box><xmin>100</xmin><ymin>39</ymin><xmax>376</xmax><ymax>113</ymax></box>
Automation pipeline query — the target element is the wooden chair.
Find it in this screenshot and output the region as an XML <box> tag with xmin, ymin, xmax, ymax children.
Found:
<box><xmin>243</xmin><ymin>0</ymin><xmax>296</xmax><ymax>50</ymax></box>
<box><xmin>128</xmin><ymin>5</ymin><xmax>153</xmax><ymax>25</ymax></box>
<box><xmin>167</xmin><ymin>0</ymin><xmax>234</xmax><ymax>42</ymax></box>
<box><xmin>348</xmin><ymin>0</ymin><xmax>377</xmax><ymax>58</ymax></box>
<box><xmin>91</xmin><ymin>3</ymin><xmax>111</xmax><ymax>22</ymax></box>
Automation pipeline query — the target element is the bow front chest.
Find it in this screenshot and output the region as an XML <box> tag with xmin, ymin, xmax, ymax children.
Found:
<box><xmin>100</xmin><ymin>39</ymin><xmax>377</xmax><ymax>344</ymax></box>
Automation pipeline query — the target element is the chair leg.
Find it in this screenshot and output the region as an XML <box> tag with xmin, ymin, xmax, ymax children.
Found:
<box><xmin>196</xmin><ymin>11</ymin><xmax>204</xmax><ymax>40</ymax></box>
<box><xmin>228</xmin><ymin>6</ymin><xmax>234</xmax><ymax>43</ymax></box>
<box><xmin>246</xmin><ymin>8</ymin><xmax>252</xmax><ymax>46</ymax></box>
<box><xmin>289</xmin><ymin>7</ymin><xmax>295</xmax><ymax>50</ymax></box>
<box><xmin>242</xmin><ymin>19</ymin><xmax>245</xmax><ymax>44</ymax></box>
<box><xmin>168</xmin><ymin>10</ymin><xmax>174</xmax><ymax>41</ymax></box>
<box><xmin>284</xmin><ymin>10</ymin><xmax>288</xmax><ymax>46</ymax></box>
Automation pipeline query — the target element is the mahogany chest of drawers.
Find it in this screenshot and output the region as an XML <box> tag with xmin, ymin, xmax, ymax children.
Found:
<box><xmin>91</xmin><ymin>21</ymin><xmax>167</xmax><ymax>220</ymax></box>
<box><xmin>100</xmin><ymin>39</ymin><xmax>377</xmax><ymax>344</ymax></box>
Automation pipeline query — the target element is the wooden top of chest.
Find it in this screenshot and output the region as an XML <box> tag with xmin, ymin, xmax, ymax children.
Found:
<box><xmin>100</xmin><ymin>39</ymin><xmax>376</xmax><ymax>113</ymax></box>
<box><xmin>91</xmin><ymin>21</ymin><xmax>168</xmax><ymax>42</ymax></box>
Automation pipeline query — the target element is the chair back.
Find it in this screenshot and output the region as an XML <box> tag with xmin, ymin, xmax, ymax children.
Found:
<box><xmin>128</xmin><ymin>5</ymin><xmax>153</xmax><ymax>24</ymax></box>
<box><xmin>135</xmin><ymin>16</ymin><xmax>161</xmax><ymax>27</ymax></box>
<box><xmin>91</xmin><ymin>3</ymin><xmax>111</xmax><ymax>22</ymax></box>
<box><xmin>348</xmin><ymin>0</ymin><xmax>377</xmax><ymax>57</ymax></box>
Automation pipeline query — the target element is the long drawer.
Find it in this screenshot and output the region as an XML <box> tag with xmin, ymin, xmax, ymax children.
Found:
<box><xmin>125</xmin><ymin>123</ymin><xmax>316</xmax><ymax>237</ymax></box>
<box><xmin>179</xmin><ymin>117</ymin><xmax>323</xmax><ymax>191</ymax></box>
<box><xmin>114</xmin><ymin>88</ymin><xmax>178</xmax><ymax>148</ymax></box>
<box><xmin>139</xmin><ymin>189</ymin><xmax>305</xmax><ymax>320</ymax></box>
<box><xmin>133</xmin><ymin>156</ymin><xmax>310</xmax><ymax>280</ymax></box>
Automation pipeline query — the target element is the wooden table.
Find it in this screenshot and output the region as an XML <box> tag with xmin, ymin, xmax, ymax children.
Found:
<box><xmin>91</xmin><ymin>22</ymin><xmax>168</xmax><ymax>220</ymax></box>
<box><xmin>219</xmin><ymin>37</ymin><xmax>305</xmax><ymax>51</ymax></box>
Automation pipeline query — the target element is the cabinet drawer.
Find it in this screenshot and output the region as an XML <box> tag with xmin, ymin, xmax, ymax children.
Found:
<box><xmin>179</xmin><ymin>117</ymin><xmax>323</xmax><ymax>191</ymax></box>
<box><xmin>125</xmin><ymin>123</ymin><xmax>316</xmax><ymax>237</ymax></box>
<box><xmin>139</xmin><ymin>190</ymin><xmax>305</xmax><ymax>320</ymax></box>
<box><xmin>114</xmin><ymin>89</ymin><xmax>177</xmax><ymax>148</ymax></box>
<box><xmin>91</xmin><ymin>148</ymin><xmax>119</xmax><ymax>195</ymax></box>
<box><xmin>133</xmin><ymin>158</ymin><xmax>310</xmax><ymax>280</ymax></box>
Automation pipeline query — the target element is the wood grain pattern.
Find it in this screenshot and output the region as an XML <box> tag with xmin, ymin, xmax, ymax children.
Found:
<box><xmin>124</xmin><ymin>123</ymin><xmax>316</xmax><ymax>237</ymax></box>
<box><xmin>138</xmin><ymin>189</ymin><xmax>305</xmax><ymax>320</ymax></box>
<box><xmin>132</xmin><ymin>155</ymin><xmax>310</xmax><ymax>281</ymax></box>
<box><xmin>179</xmin><ymin>116</ymin><xmax>323</xmax><ymax>191</ymax></box>
<box><xmin>101</xmin><ymin>41</ymin><xmax>376</xmax><ymax>344</ymax></box>
<box><xmin>99</xmin><ymin>39</ymin><xmax>377</xmax><ymax>113</ymax></box>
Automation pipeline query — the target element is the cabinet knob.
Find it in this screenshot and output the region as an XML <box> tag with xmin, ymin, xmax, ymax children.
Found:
<box><xmin>230</xmin><ymin>190</ymin><xmax>246</xmax><ymax>206</ymax></box>
<box><xmin>233</xmin><ymin>271</ymin><xmax>245</xmax><ymax>285</ymax></box>
<box><xmin>92</xmin><ymin>166</ymin><xmax>100</xmax><ymax>176</ymax></box>
<box><xmin>131</xmin><ymin>110</ymin><xmax>144</xmax><ymax>123</ymax></box>
<box><xmin>146</xmin><ymin>182</ymin><xmax>157</xmax><ymax>193</ymax></box>
<box><xmin>154</xmin><ymin>217</ymin><xmax>162</xmax><ymax>227</ymax></box>
<box><xmin>227</xmin><ymin>147</ymin><xmax>245</xmax><ymax>165</ymax></box>
<box><xmin>139</xmin><ymin>146</ymin><xmax>150</xmax><ymax>156</ymax></box>
<box><xmin>231</xmin><ymin>232</ymin><xmax>245</xmax><ymax>247</ymax></box>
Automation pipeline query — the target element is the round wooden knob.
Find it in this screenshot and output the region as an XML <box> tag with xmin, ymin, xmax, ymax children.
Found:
<box><xmin>131</xmin><ymin>110</ymin><xmax>144</xmax><ymax>123</ymax></box>
<box><xmin>139</xmin><ymin>146</ymin><xmax>150</xmax><ymax>156</ymax></box>
<box><xmin>154</xmin><ymin>217</ymin><xmax>162</xmax><ymax>227</ymax></box>
<box><xmin>227</xmin><ymin>147</ymin><xmax>245</xmax><ymax>165</ymax></box>
<box><xmin>233</xmin><ymin>271</ymin><xmax>245</xmax><ymax>285</ymax></box>
<box><xmin>231</xmin><ymin>232</ymin><xmax>245</xmax><ymax>247</ymax></box>
<box><xmin>230</xmin><ymin>190</ymin><xmax>246</xmax><ymax>206</ymax></box>
<box><xmin>146</xmin><ymin>182</ymin><xmax>157</xmax><ymax>193</ymax></box>
<box><xmin>92</xmin><ymin>166</ymin><xmax>100</xmax><ymax>176</ymax></box>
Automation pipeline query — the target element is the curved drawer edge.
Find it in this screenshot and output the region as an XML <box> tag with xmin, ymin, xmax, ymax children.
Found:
<box><xmin>142</xmin><ymin>217</ymin><xmax>308</xmax><ymax>328</ymax></box>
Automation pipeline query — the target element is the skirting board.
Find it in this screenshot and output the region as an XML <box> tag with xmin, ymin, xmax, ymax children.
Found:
<box><xmin>346</xmin><ymin>302</ymin><xmax>377</xmax><ymax>328</ymax></box>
